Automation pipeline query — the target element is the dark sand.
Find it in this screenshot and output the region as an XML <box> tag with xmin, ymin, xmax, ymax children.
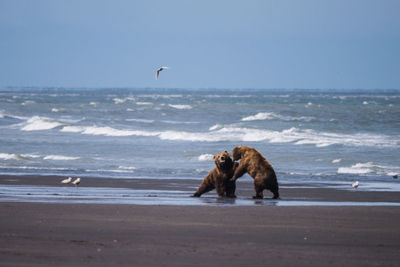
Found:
<box><xmin>1</xmin><ymin>175</ymin><xmax>400</xmax><ymax>266</ymax></box>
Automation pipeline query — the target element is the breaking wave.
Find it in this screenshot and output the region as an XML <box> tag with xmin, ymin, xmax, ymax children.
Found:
<box><xmin>57</xmin><ymin>124</ymin><xmax>399</xmax><ymax>148</ymax></box>
<box><xmin>0</xmin><ymin>153</ymin><xmax>78</xmax><ymax>161</ymax></box>
<box><xmin>338</xmin><ymin>162</ymin><xmax>400</xmax><ymax>176</ymax></box>
<box><xmin>113</xmin><ymin>96</ymin><xmax>135</xmax><ymax>104</ymax></box>
<box><xmin>0</xmin><ymin>111</ymin><xmax>27</xmax><ymax>120</ymax></box>
<box><xmin>43</xmin><ymin>155</ymin><xmax>80</xmax><ymax>161</ymax></box>
<box><xmin>21</xmin><ymin>116</ymin><xmax>65</xmax><ymax>131</ymax></box>
<box><xmin>241</xmin><ymin>112</ymin><xmax>314</xmax><ymax>122</ymax></box>
<box><xmin>168</xmin><ymin>104</ymin><xmax>192</xmax><ymax>110</ymax></box>
<box><xmin>198</xmin><ymin>154</ymin><xmax>214</xmax><ymax>161</ymax></box>
<box><xmin>61</xmin><ymin>125</ymin><xmax>160</xmax><ymax>137</ymax></box>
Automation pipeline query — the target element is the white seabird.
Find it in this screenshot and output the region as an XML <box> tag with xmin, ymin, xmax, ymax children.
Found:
<box><xmin>72</xmin><ymin>177</ymin><xmax>81</xmax><ymax>186</ymax></box>
<box><xmin>352</xmin><ymin>181</ymin><xmax>359</xmax><ymax>188</ymax></box>
<box><xmin>61</xmin><ymin>177</ymin><xmax>72</xmax><ymax>184</ymax></box>
<box><xmin>155</xmin><ymin>66</ymin><xmax>169</xmax><ymax>80</ymax></box>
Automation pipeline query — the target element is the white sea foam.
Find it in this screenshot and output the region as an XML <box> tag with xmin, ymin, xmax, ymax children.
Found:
<box><xmin>136</xmin><ymin>102</ymin><xmax>153</xmax><ymax>105</ymax></box>
<box><xmin>168</xmin><ymin>104</ymin><xmax>192</xmax><ymax>110</ymax></box>
<box><xmin>0</xmin><ymin>153</ymin><xmax>43</xmax><ymax>160</ymax></box>
<box><xmin>242</xmin><ymin>112</ymin><xmax>275</xmax><ymax>121</ymax></box>
<box><xmin>126</xmin><ymin>118</ymin><xmax>155</xmax><ymax>123</ymax></box>
<box><xmin>43</xmin><ymin>155</ymin><xmax>80</xmax><ymax>161</ymax></box>
<box><xmin>21</xmin><ymin>116</ymin><xmax>64</xmax><ymax>131</ymax></box>
<box><xmin>198</xmin><ymin>154</ymin><xmax>214</xmax><ymax>161</ymax></box>
<box><xmin>113</xmin><ymin>98</ymin><xmax>125</xmax><ymax>104</ymax></box>
<box><xmin>209</xmin><ymin>124</ymin><xmax>223</xmax><ymax>131</ymax></box>
<box><xmin>241</xmin><ymin>112</ymin><xmax>314</xmax><ymax>122</ymax></box>
<box><xmin>338</xmin><ymin>163</ymin><xmax>374</xmax><ymax>174</ymax></box>
<box><xmin>136</xmin><ymin>94</ymin><xmax>183</xmax><ymax>99</ymax></box>
<box><xmin>332</xmin><ymin>159</ymin><xmax>342</xmax><ymax>164</ymax></box>
<box><xmin>61</xmin><ymin>125</ymin><xmax>160</xmax><ymax>137</ymax></box>
<box><xmin>60</xmin><ymin>126</ymin><xmax>84</xmax><ymax>133</ymax></box>
<box><xmin>21</xmin><ymin>100</ymin><xmax>35</xmax><ymax>106</ymax></box>
<box><xmin>0</xmin><ymin>153</ymin><xmax>20</xmax><ymax>160</ymax></box>
<box><xmin>113</xmin><ymin>97</ymin><xmax>135</xmax><ymax>104</ymax></box>
<box><xmin>83</xmin><ymin>127</ymin><xmax>159</xmax><ymax>137</ymax></box>
<box><xmin>118</xmin><ymin>166</ymin><xmax>137</xmax><ymax>170</ymax></box>
<box><xmin>59</xmin><ymin>123</ymin><xmax>398</xmax><ymax>148</ymax></box>
<box><xmin>0</xmin><ymin>111</ymin><xmax>27</xmax><ymax>120</ymax></box>
<box><xmin>21</xmin><ymin>154</ymin><xmax>41</xmax><ymax>159</ymax></box>
<box><xmin>162</xmin><ymin>120</ymin><xmax>199</xmax><ymax>124</ymax></box>
<box><xmin>338</xmin><ymin>162</ymin><xmax>400</xmax><ymax>176</ymax></box>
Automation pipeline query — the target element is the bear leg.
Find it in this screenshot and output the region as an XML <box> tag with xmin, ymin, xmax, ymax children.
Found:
<box><xmin>253</xmin><ymin>186</ymin><xmax>264</xmax><ymax>199</ymax></box>
<box><xmin>225</xmin><ymin>182</ymin><xmax>237</xmax><ymax>198</ymax></box>
<box><xmin>253</xmin><ymin>179</ymin><xmax>265</xmax><ymax>199</ymax></box>
<box><xmin>267</xmin><ymin>181</ymin><xmax>280</xmax><ymax>199</ymax></box>
<box><xmin>192</xmin><ymin>183</ymin><xmax>214</xmax><ymax>197</ymax></box>
<box><xmin>272</xmin><ymin>190</ymin><xmax>280</xmax><ymax>199</ymax></box>
<box><xmin>215</xmin><ymin>183</ymin><xmax>227</xmax><ymax>198</ymax></box>
<box><xmin>231</xmin><ymin>163</ymin><xmax>247</xmax><ymax>182</ymax></box>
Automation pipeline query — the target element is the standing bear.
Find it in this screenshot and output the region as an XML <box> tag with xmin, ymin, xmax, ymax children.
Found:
<box><xmin>230</xmin><ymin>146</ymin><xmax>279</xmax><ymax>199</ymax></box>
<box><xmin>193</xmin><ymin>151</ymin><xmax>238</xmax><ymax>198</ymax></box>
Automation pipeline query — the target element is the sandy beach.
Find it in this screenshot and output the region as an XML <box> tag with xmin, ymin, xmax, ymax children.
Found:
<box><xmin>1</xmin><ymin>175</ymin><xmax>400</xmax><ymax>266</ymax></box>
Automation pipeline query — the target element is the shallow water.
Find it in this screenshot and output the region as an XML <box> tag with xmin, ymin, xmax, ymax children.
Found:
<box><xmin>1</xmin><ymin>185</ymin><xmax>400</xmax><ymax>206</ymax></box>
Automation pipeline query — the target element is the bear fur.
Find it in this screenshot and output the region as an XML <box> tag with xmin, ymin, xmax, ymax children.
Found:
<box><xmin>193</xmin><ymin>151</ymin><xmax>238</xmax><ymax>198</ymax></box>
<box><xmin>230</xmin><ymin>146</ymin><xmax>279</xmax><ymax>199</ymax></box>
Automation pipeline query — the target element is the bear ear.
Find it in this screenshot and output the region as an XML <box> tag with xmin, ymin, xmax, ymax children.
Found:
<box><xmin>224</xmin><ymin>150</ymin><xmax>227</xmax><ymax>153</ymax></box>
<box><xmin>213</xmin><ymin>155</ymin><xmax>216</xmax><ymax>159</ymax></box>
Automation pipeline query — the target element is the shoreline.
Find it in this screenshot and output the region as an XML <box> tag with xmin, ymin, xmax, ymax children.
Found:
<box><xmin>1</xmin><ymin>174</ymin><xmax>400</xmax><ymax>205</ymax></box>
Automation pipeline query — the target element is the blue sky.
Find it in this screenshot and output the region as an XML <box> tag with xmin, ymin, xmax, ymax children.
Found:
<box><xmin>1</xmin><ymin>0</ymin><xmax>399</xmax><ymax>89</ymax></box>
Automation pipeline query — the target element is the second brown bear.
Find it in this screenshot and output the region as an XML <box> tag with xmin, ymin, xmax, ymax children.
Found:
<box><xmin>193</xmin><ymin>151</ymin><xmax>238</xmax><ymax>198</ymax></box>
<box><xmin>230</xmin><ymin>146</ymin><xmax>279</xmax><ymax>199</ymax></box>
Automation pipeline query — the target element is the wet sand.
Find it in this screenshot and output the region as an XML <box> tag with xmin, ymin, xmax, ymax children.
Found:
<box><xmin>1</xmin><ymin>174</ymin><xmax>399</xmax><ymax>203</ymax></box>
<box><xmin>1</xmin><ymin>175</ymin><xmax>400</xmax><ymax>266</ymax></box>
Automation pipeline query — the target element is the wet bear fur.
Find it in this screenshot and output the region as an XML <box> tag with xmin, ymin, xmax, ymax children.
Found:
<box><xmin>230</xmin><ymin>146</ymin><xmax>279</xmax><ymax>199</ymax></box>
<box><xmin>193</xmin><ymin>151</ymin><xmax>238</xmax><ymax>198</ymax></box>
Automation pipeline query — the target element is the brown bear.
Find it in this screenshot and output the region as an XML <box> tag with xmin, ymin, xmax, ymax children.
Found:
<box><xmin>230</xmin><ymin>146</ymin><xmax>279</xmax><ymax>199</ymax></box>
<box><xmin>192</xmin><ymin>151</ymin><xmax>238</xmax><ymax>198</ymax></box>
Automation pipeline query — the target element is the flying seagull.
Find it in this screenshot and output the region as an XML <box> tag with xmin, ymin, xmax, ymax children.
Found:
<box><xmin>61</xmin><ymin>177</ymin><xmax>72</xmax><ymax>184</ymax></box>
<box><xmin>155</xmin><ymin>66</ymin><xmax>169</xmax><ymax>80</ymax></box>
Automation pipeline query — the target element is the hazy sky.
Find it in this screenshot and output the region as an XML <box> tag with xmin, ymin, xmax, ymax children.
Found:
<box><xmin>1</xmin><ymin>0</ymin><xmax>399</xmax><ymax>89</ymax></box>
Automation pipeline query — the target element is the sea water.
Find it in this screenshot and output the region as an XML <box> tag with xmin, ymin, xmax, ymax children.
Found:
<box><xmin>0</xmin><ymin>88</ymin><xmax>399</xmax><ymax>190</ymax></box>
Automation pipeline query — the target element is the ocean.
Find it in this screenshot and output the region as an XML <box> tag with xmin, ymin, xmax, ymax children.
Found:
<box><xmin>0</xmin><ymin>88</ymin><xmax>399</xmax><ymax>191</ymax></box>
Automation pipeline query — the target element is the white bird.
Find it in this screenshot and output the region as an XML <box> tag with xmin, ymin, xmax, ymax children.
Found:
<box><xmin>352</xmin><ymin>181</ymin><xmax>359</xmax><ymax>188</ymax></box>
<box><xmin>155</xmin><ymin>66</ymin><xmax>169</xmax><ymax>80</ymax></box>
<box><xmin>72</xmin><ymin>177</ymin><xmax>81</xmax><ymax>186</ymax></box>
<box><xmin>61</xmin><ymin>177</ymin><xmax>72</xmax><ymax>184</ymax></box>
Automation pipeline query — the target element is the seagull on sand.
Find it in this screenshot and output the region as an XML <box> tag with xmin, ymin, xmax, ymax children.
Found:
<box><xmin>61</xmin><ymin>177</ymin><xmax>72</xmax><ymax>184</ymax></box>
<box><xmin>352</xmin><ymin>181</ymin><xmax>359</xmax><ymax>188</ymax></box>
<box><xmin>155</xmin><ymin>66</ymin><xmax>169</xmax><ymax>80</ymax></box>
<box><xmin>72</xmin><ymin>177</ymin><xmax>81</xmax><ymax>186</ymax></box>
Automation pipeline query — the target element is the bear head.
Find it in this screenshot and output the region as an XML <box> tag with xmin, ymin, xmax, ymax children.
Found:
<box><xmin>214</xmin><ymin>151</ymin><xmax>233</xmax><ymax>171</ymax></box>
<box><xmin>230</xmin><ymin>146</ymin><xmax>243</xmax><ymax>161</ymax></box>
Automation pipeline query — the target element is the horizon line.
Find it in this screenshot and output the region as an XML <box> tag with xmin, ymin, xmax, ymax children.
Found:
<box><xmin>1</xmin><ymin>86</ymin><xmax>399</xmax><ymax>91</ymax></box>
